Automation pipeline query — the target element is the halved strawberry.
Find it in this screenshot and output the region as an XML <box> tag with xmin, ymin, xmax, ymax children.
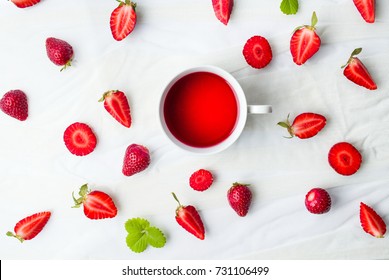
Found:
<box><xmin>72</xmin><ymin>184</ymin><xmax>118</xmax><ymax>220</ymax></box>
<box><xmin>99</xmin><ymin>90</ymin><xmax>131</xmax><ymax>128</ymax></box>
<box><xmin>110</xmin><ymin>0</ymin><xmax>137</xmax><ymax>41</ymax></box>
<box><xmin>277</xmin><ymin>113</ymin><xmax>326</xmax><ymax>139</ymax></box>
<box><xmin>290</xmin><ymin>11</ymin><xmax>321</xmax><ymax>65</ymax></box>
<box><xmin>353</xmin><ymin>0</ymin><xmax>375</xmax><ymax>23</ymax></box>
<box><xmin>328</xmin><ymin>142</ymin><xmax>362</xmax><ymax>176</ymax></box>
<box><xmin>10</xmin><ymin>0</ymin><xmax>40</xmax><ymax>8</ymax></box>
<box><xmin>211</xmin><ymin>0</ymin><xmax>234</xmax><ymax>25</ymax></box>
<box><xmin>342</xmin><ymin>48</ymin><xmax>377</xmax><ymax>90</ymax></box>
<box><xmin>189</xmin><ymin>169</ymin><xmax>213</xmax><ymax>191</ymax></box>
<box><xmin>243</xmin><ymin>36</ymin><xmax>273</xmax><ymax>69</ymax></box>
<box><xmin>360</xmin><ymin>202</ymin><xmax>386</xmax><ymax>238</ymax></box>
<box><xmin>7</xmin><ymin>211</ymin><xmax>51</xmax><ymax>242</ymax></box>
<box><xmin>63</xmin><ymin>122</ymin><xmax>97</xmax><ymax>156</ymax></box>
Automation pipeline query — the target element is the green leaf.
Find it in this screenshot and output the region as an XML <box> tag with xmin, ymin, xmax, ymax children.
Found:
<box><xmin>280</xmin><ymin>0</ymin><xmax>299</xmax><ymax>15</ymax></box>
<box><xmin>126</xmin><ymin>231</ymin><xmax>148</xmax><ymax>253</ymax></box>
<box><xmin>146</xmin><ymin>227</ymin><xmax>166</xmax><ymax>248</ymax></box>
<box><xmin>125</xmin><ymin>218</ymin><xmax>150</xmax><ymax>233</ymax></box>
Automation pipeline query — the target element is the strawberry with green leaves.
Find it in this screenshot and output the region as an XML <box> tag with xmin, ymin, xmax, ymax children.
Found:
<box><xmin>172</xmin><ymin>193</ymin><xmax>205</xmax><ymax>240</ymax></box>
<box><xmin>72</xmin><ymin>184</ymin><xmax>118</xmax><ymax>220</ymax></box>
<box><xmin>211</xmin><ymin>0</ymin><xmax>234</xmax><ymax>25</ymax></box>
<box><xmin>353</xmin><ymin>0</ymin><xmax>375</xmax><ymax>23</ymax></box>
<box><xmin>360</xmin><ymin>202</ymin><xmax>386</xmax><ymax>238</ymax></box>
<box><xmin>10</xmin><ymin>0</ymin><xmax>40</xmax><ymax>8</ymax></box>
<box><xmin>278</xmin><ymin>113</ymin><xmax>326</xmax><ymax>139</ymax></box>
<box><xmin>7</xmin><ymin>211</ymin><xmax>51</xmax><ymax>242</ymax></box>
<box><xmin>45</xmin><ymin>37</ymin><xmax>74</xmax><ymax>71</ymax></box>
<box><xmin>110</xmin><ymin>0</ymin><xmax>137</xmax><ymax>41</ymax></box>
<box><xmin>342</xmin><ymin>48</ymin><xmax>377</xmax><ymax>90</ymax></box>
<box><xmin>290</xmin><ymin>11</ymin><xmax>321</xmax><ymax>65</ymax></box>
<box><xmin>99</xmin><ymin>90</ymin><xmax>131</xmax><ymax>128</ymax></box>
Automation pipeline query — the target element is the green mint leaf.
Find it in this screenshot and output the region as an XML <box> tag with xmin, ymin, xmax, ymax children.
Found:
<box><xmin>125</xmin><ymin>218</ymin><xmax>150</xmax><ymax>233</ymax></box>
<box><xmin>146</xmin><ymin>227</ymin><xmax>166</xmax><ymax>248</ymax></box>
<box><xmin>126</xmin><ymin>231</ymin><xmax>148</xmax><ymax>253</ymax></box>
<box><xmin>280</xmin><ymin>0</ymin><xmax>299</xmax><ymax>15</ymax></box>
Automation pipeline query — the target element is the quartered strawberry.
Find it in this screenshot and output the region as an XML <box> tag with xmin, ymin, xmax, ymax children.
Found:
<box><xmin>328</xmin><ymin>142</ymin><xmax>362</xmax><ymax>176</ymax></box>
<box><xmin>122</xmin><ymin>144</ymin><xmax>150</xmax><ymax>176</ymax></box>
<box><xmin>189</xmin><ymin>169</ymin><xmax>213</xmax><ymax>191</ymax></box>
<box><xmin>110</xmin><ymin>0</ymin><xmax>137</xmax><ymax>41</ymax></box>
<box><xmin>290</xmin><ymin>11</ymin><xmax>321</xmax><ymax>65</ymax></box>
<box><xmin>211</xmin><ymin>0</ymin><xmax>234</xmax><ymax>25</ymax></box>
<box><xmin>10</xmin><ymin>0</ymin><xmax>40</xmax><ymax>8</ymax></box>
<box><xmin>342</xmin><ymin>48</ymin><xmax>377</xmax><ymax>90</ymax></box>
<box><xmin>305</xmin><ymin>188</ymin><xmax>331</xmax><ymax>214</ymax></box>
<box><xmin>63</xmin><ymin>122</ymin><xmax>97</xmax><ymax>156</ymax></box>
<box><xmin>72</xmin><ymin>184</ymin><xmax>118</xmax><ymax>220</ymax></box>
<box><xmin>45</xmin><ymin>37</ymin><xmax>74</xmax><ymax>71</ymax></box>
<box><xmin>172</xmin><ymin>193</ymin><xmax>205</xmax><ymax>240</ymax></box>
<box><xmin>278</xmin><ymin>113</ymin><xmax>326</xmax><ymax>139</ymax></box>
<box><xmin>360</xmin><ymin>202</ymin><xmax>386</xmax><ymax>238</ymax></box>
<box><xmin>227</xmin><ymin>183</ymin><xmax>252</xmax><ymax>217</ymax></box>
<box><xmin>353</xmin><ymin>0</ymin><xmax>375</xmax><ymax>23</ymax></box>
<box><xmin>99</xmin><ymin>90</ymin><xmax>131</xmax><ymax>128</ymax></box>
<box><xmin>7</xmin><ymin>211</ymin><xmax>51</xmax><ymax>242</ymax></box>
<box><xmin>243</xmin><ymin>35</ymin><xmax>273</xmax><ymax>69</ymax></box>
<box><xmin>0</xmin><ymin>90</ymin><xmax>28</xmax><ymax>121</ymax></box>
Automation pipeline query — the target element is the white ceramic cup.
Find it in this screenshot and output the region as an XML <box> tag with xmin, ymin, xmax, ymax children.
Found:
<box><xmin>159</xmin><ymin>65</ymin><xmax>272</xmax><ymax>154</ymax></box>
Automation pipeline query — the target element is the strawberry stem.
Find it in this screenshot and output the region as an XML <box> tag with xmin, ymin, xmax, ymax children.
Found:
<box><xmin>6</xmin><ymin>231</ymin><xmax>24</xmax><ymax>243</ymax></box>
<box><xmin>171</xmin><ymin>192</ymin><xmax>182</xmax><ymax>207</ymax></box>
<box><xmin>341</xmin><ymin>48</ymin><xmax>362</xmax><ymax>68</ymax></box>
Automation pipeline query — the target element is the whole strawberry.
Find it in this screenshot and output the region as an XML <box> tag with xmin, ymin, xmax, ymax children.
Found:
<box><xmin>0</xmin><ymin>90</ymin><xmax>28</xmax><ymax>121</ymax></box>
<box><xmin>45</xmin><ymin>37</ymin><xmax>74</xmax><ymax>71</ymax></box>
<box><xmin>227</xmin><ymin>183</ymin><xmax>252</xmax><ymax>217</ymax></box>
<box><xmin>122</xmin><ymin>144</ymin><xmax>150</xmax><ymax>176</ymax></box>
<box><xmin>305</xmin><ymin>188</ymin><xmax>331</xmax><ymax>214</ymax></box>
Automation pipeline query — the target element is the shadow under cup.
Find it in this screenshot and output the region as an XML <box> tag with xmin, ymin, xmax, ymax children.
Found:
<box><xmin>159</xmin><ymin>66</ymin><xmax>271</xmax><ymax>154</ymax></box>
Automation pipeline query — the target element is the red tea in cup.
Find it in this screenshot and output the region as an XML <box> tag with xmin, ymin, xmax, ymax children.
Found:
<box><xmin>163</xmin><ymin>71</ymin><xmax>238</xmax><ymax>148</ymax></box>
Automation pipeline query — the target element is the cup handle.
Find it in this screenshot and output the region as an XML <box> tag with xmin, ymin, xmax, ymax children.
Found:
<box><xmin>247</xmin><ymin>105</ymin><xmax>272</xmax><ymax>114</ymax></box>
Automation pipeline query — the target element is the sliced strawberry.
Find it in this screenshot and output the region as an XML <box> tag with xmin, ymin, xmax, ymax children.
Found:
<box><xmin>72</xmin><ymin>184</ymin><xmax>117</xmax><ymax>220</ymax></box>
<box><xmin>353</xmin><ymin>0</ymin><xmax>375</xmax><ymax>23</ymax></box>
<box><xmin>99</xmin><ymin>90</ymin><xmax>131</xmax><ymax>128</ymax></box>
<box><xmin>7</xmin><ymin>211</ymin><xmax>51</xmax><ymax>242</ymax></box>
<box><xmin>243</xmin><ymin>36</ymin><xmax>273</xmax><ymax>69</ymax></box>
<box><xmin>10</xmin><ymin>0</ymin><xmax>40</xmax><ymax>8</ymax></box>
<box><xmin>63</xmin><ymin>122</ymin><xmax>97</xmax><ymax>156</ymax></box>
<box><xmin>360</xmin><ymin>202</ymin><xmax>386</xmax><ymax>238</ymax></box>
<box><xmin>342</xmin><ymin>48</ymin><xmax>377</xmax><ymax>90</ymax></box>
<box><xmin>278</xmin><ymin>113</ymin><xmax>326</xmax><ymax>139</ymax></box>
<box><xmin>172</xmin><ymin>193</ymin><xmax>205</xmax><ymax>240</ymax></box>
<box><xmin>189</xmin><ymin>169</ymin><xmax>213</xmax><ymax>191</ymax></box>
<box><xmin>328</xmin><ymin>142</ymin><xmax>362</xmax><ymax>176</ymax></box>
<box><xmin>290</xmin><ymin>11</ymin><xmax>321</xmax><ymax>65</ymax></box>
<box><xmin>211</xmin><ymin>0</ymin><xmax>234</xmax><ymax>25</ymax></box>
<box><xmin>110</xmin><ymin>0</ymin><xmax>137</xmax><ymax>41</ymax></box>
<box><xmin>305</xmin><ymin>188</ymin><xmax>331</xmax><ymax>214</ymax></box>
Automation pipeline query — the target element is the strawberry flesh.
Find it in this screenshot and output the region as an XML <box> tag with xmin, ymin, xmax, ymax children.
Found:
<box><xmin>99</xmin><ymin>90</ymin><xmax>131</xmax><ymax>128</ymax></box>
<box><xmin>63</xmin><ymin>122</ymin><xmax>97</xmax><ymax>156</ymax></box>
<box><xmin>122</xmin><ymin>144</ymin><xmax>150</xmax><ymax>176</ymax></box>
<box><xmin>11</xmin><ymin>0</ymin><xmax>40</xmax><ymax>8</ymax></box>
<box><xmin>227</xmin><ymin>183</ymin><xmax>252</xmax><ymax>217</ymax></box>
<box><xmin>212</xmin><ymin>0</ymin><xmax>234</xmax><ymax>25</ymax></box>
<box><xmin>0</xmin><ymin>90</ymin><xmax>28</xmax><ymax>121</ymax></box>
<box><xmin>360</xmin><ymin>202</ymin><xmax>386</xmax><ymax>238</ymax></box>
<box><xmin>353</xmin><ymin>0</ymin><xmax>375</xmax><ymax>23</ymax></box>
<box><xmin>328</xmin><ymin>142</ymin><xmax>362</xmax><ymax>176</ymax></box>
<box><xmin>189</xmin><ymin>169</ymin><xmax>213</xmax><ymax>191</ymax></box>
<box><xmin>305</xmin><ymin>188</ymin><xmax>331</xmax><ymax>214</ymax></box>
<box><xmin>7</xmin><ymin>211</ymin><xmax>51</xmax><ymax>242</ymax></box>
<box><xmin>110</xmin><ymin>1</ymin><xmax>137</xmax><ymax>41</ymax></box>
<box><xmin>243</xmin><ymin>36</ymin><xmax>273</xmax><ymax>69</ymax></box>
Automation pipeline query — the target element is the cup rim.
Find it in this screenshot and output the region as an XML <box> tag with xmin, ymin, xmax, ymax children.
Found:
<box><xmin>158</xmin><ymin>65</ymin><xmax>248</xmax><ymax>155</ymax></box>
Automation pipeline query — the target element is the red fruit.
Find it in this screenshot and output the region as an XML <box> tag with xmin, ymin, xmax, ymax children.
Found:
<box><xmin>10</xmin><ymin>0</ymin><xmax>40</xmax><ymax>8</ymax></box>
<box><xmin>277</xmin><ymin>113</ymin><xmax>326</xmax><ymax>139</ymax></box>
<box><xmin>7</xmin><ymin>211</ymin><xmax>51</xmax><ymax>242</ymax></box>
<box><xmin>0</xmin><ymin>90</ymin><xmax>28</xmax><ymax>121</ymax></box>
<box><xmin>353</xmin><ymin>0</ymin><xmax>375</xmax><ymax>23</ymax></box>
<box><xmin>305</xmin><ymin>188</ymin><xmax>331</xmax><ymax>214</ymax></box>
<box><xmin>290</xmin><ymin>11</ymin><xmax>321</xmax><ymax>65</ymax></box>
<box><xmin>328</xmin><ymin>142</ymin><xmax>362</xmax><ymax>176</ymax></box>
<box><xmin>227</xmin><ymin>183</ymin><xmax>252</xmax><ymax>217</ymax></box>
<box><xmin>342</xmin><ymin>48</ymin><xmax>377</xmax><ymax>90</ymax></box>
<box><xmin>211</xmin><ymin>0</ymin><xmax>234</xmax><ymax>25</ymax></box>
<box><xmin>189</xmin><ymin>169</ymin><xmax>213</xmax><ymax>191</ymax></box>
<box><xmin>110</xmin><ymin>0</ymin><xmax>137</xmax><ymax>41</ymax></box>
<box><xmin>45</xmin><ymin>37</ymin><xmax>74</xmax><ymax>71</ymax></box>
<box><xmin>360</xmin><ymin>202</ymin><xmax>386</xmax><ymax>238</ymax></box>
<box><xmin>72</xmin><ymin>184</ymin><xmax>117</xmax><ymax>220</ymax></box>
<box><xmin>122</xmin><ymin>144</ymin><xmax>150</xmax><ymax>176</ymax></box>
<box><xmin>63</xmin><ymin>122</ymin><xmax>97</xmax><ymax>156</ymax></box>
<box><xmin>99</xmin><ymin>90</ymin><xmax>131</xmax><ymax>128</ymax></box>
<box><xmin>172</xmin><ymin>193</ymin><xmax>205</xmax><ymax>240</ymax></box>
<box><xmin>243</xmin><ymin>36</ymin><xmax>273</xmax><ymax>69</ymax></box>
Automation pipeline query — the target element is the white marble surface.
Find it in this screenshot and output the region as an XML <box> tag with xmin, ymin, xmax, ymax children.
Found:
<box><xmin>1</xmin><ymin>0</ymin><xmax>389</xmax><ymax>259</ymax></box>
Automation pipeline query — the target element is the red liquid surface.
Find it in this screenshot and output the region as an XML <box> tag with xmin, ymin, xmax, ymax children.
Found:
<box><xmin>164</xmin><ymin>72</ymin><xmax>238</xmax><ymax>148</ymax></box>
